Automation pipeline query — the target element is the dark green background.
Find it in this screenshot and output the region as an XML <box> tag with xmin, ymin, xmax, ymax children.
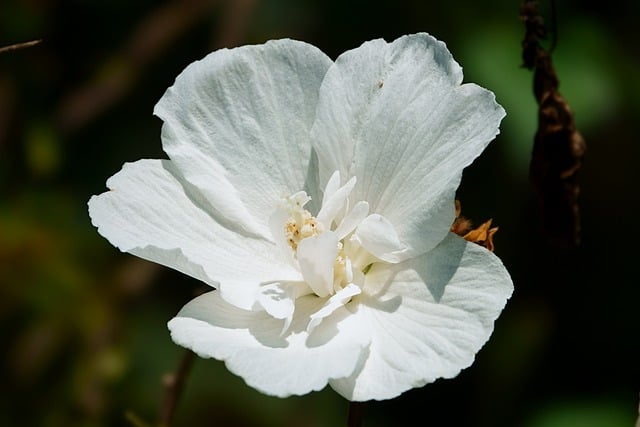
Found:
<box><xmin>1</xmin><ymin>0</ymin><xmax>638</xmax><ymax>426</ymax></box>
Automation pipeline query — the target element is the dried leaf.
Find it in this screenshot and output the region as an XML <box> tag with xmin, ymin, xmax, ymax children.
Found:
<box><xmin>521</xmin><ymin>0</ymin><xmax>586</xmax><ymax>248</ymax></box>
<box><xmin>451</xmin><ymin>200</ymin><xmax>498</xmax><ymax>252</ymax></box>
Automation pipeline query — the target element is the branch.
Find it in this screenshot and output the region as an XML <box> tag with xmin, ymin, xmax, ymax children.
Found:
<box><xmin>158</xmin><ymin>350</ymin><xmax>196</xmax><ymax>427</ymax></box>
<box><xmin>55</xmin><ymin>0</ymin><xmax>217</xmax><ymax>133</ymax></box>
<box><xmin>0</xmin><ymin>39</ymin><xmax>42</xmax><ymax>54</ymax></box>
<box><xmin>54</xmin><ymin>0</ymin><xmax>262</xmax><ymax>134</ymax></box>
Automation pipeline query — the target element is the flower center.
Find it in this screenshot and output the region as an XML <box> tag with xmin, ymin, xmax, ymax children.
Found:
<box><xmin>282</xmin><ymin>190</ymin><xmax>354</xmax><ymax>293</ymax></box>
<box><xmin>283</xmin><ymin>192</ymin><xmax>323</xmax><ymax>251</ymax></box>
<box><xmin>272</xmin><ymin>171</ymin><xmax>406</xmax><ymax>299</ymax></box>
<box><xmin>277</xmin><ymin>172</ymin><xmax>380</xmax><ymax>299</ymax></box>
<box><xmin>333</xmin><ymin>242</ymin><xmax>353</xmax><ymax>287</ymax></box>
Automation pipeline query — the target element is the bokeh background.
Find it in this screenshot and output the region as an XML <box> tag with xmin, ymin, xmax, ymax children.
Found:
<box><xmin>1</xmin><ymin>0</ymin><xmax>638</xmax><ymax>426</ymax></box>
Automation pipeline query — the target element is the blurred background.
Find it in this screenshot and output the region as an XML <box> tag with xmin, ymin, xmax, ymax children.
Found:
<box><xmin>1</xmin><ymin>0</ymin><xmax>638</xmax><ymax>426</ymax></box>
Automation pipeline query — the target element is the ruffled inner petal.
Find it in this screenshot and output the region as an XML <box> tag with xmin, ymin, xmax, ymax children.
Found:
<box><xmin>334</xmin><ymin>201</ymin><xmax>369</xmax><ymax>240</ymax></box>
<box><xmin>316</xmin><ymin>175</ymin><xmax>357</xmax><ymax>228</ymax></box>
<box><xmin>255</xmin><ymin>281</ymin><xmax>313</xmax><ymax>334</ymax></box>
<box><xmin>321</xmin><ymin>170</ymin><xmax>342</xmax><ymax>206</ymax></box>
<box><xmin>296</xmin><ymin>231</ymin><xmax>339</xmax><ymax>297</ymax></box>
<box><xmin>307</xmin><ymin>283</ymin><xmax>361</xmax><ymax>333</ymax></box>
<box><xmin>354</xmin><ymin>213</ymin><xmax>407</xmax><ymax>263</ymax></box>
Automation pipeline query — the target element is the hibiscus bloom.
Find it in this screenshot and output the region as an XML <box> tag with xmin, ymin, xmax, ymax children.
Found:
<box><xmin>88</xmin><ymin>33</ymin><xmax>512</xmax><ymax>401</ymax></box>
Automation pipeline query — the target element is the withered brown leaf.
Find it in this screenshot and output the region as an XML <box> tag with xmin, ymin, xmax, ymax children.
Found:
<box><xmin>451</xmin><ymin>200</ymin><xmax>498</xmax><ymax>252</ymax></box>
<box><xmin>521</xmin><ymin>0</ymin><xmax>586</xmax><ymax>248</ymax></box>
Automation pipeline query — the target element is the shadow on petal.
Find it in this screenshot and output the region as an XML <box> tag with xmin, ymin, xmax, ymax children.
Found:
<box><xmin>358</xmin><ymin>292</ymin><xmax>402</xmax><ymax>314</ymax></box>
<box><xmin>328</xmin><ymin>345</ymin><xmax>371</xmax><ymax>400</ymax></box>
<box><xmin>361</xmin><ymin>233</ymin><xmax>466</xmax><ymax>305</ymax></box>
<box><xmin>303</xmin><ymin>147</ymin><xmax>322</xmax><ymax>214</ymax></box>
<box><xmin>305</xmin><ymin>308</ymin><xmax>342</xmax><ymax>348</ymax></box>
<box><xmin>361</xmin><ymin>270</ymin><xmax>403</xmax><ymax>313</ymax></box>
<box><xmin>413</xmin><ymin>233</ymin><xmax>466</xmax><ymax>302</ymax></box>
<box><xmin>247</xmin><ymin>321</ymin><xmax>289</xmax><ymax>348</ymax></box>
<box><xmin>180</xmin><ymin>290</ymin><xmax>291</xmax><ymax>348</ymax></box>
<box><xmin>162</xmin><ymin>159</ymin><xmax>268</xmax><ymax>240</ymax></box>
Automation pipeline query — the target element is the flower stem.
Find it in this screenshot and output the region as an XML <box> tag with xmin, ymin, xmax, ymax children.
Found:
<box><xmin>158</xmin><ymin>349</ymin><xmax>196</xmax><ymax>427</ymax></box>
<box><xmin>347</xmin><ymin>401</ymin><xmax>366</xmax><ymax>427</ymax></box>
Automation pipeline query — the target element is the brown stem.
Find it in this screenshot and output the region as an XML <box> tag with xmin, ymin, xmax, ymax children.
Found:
<box><xmin>0</xmin><ymin>39</ymin><xmax>42</xmax><ymax>54</ymax></box>
<box><xmin>347</xmin><ymin>401</ymin><xmax>366</xmax><ymax>427</ymax></box>
<box><xmin>158</xmin><ymin>350</ymin><xmax>196</xmax><ymax>427</ymax></box>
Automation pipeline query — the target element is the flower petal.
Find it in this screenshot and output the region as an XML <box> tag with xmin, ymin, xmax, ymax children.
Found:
<box><xmin>88</xmin><ymin>159</ymin><xmax>301</xmax><ymax>309</ymax></box>
<box><xmin>311</xmin><ymin>33</ymin><xmax>506</xmax><ymax>258</ymax></box>
<box><xmin>307</xmin><ymin>282</ymin><xmax>361</xmax><ymax>333</ymax></box>
<box><xmin>353</xmin><ymin>214</ymin><xmax>406</xmax><ymax>262</ymax></box>
<box><xmin>268</xmin><ymin>207</ymin><xmax>297</xmax><ymax>267</ymax></box>
<box><xmin>168</xmin><ymin>290</ymin><xmax>370</xmax><ymax>397</ymax></box>
<box><xmin>329</xmin><ymin>233</ymin><xmax>513</xmax><ymax>401</ymax></box>
<box><xmin>297</xmin><ymin>231</ymin><xmax>339</xmax><ymax>297</ymax></box>
<box><xmin>321</xmin><ymin>170</ymin><xmax>341</xmax><ymax>206</ymax></box>
<box><xmin>154</xmin><ymin>39</ymin><xmax>333</xmax><ymax>237</ymax></box>
<box><xmin>334</xmin><ymin>200</ymin><xmax>369</xmax><ymax>240</ymax></box>
<box><xmin>316</xmin><ymin>175</ymin><xmax>356</xmax><ymax>228</ymax></box>
<box><xmin>255</xmin><ymin>281</ymin><xmax>313</xmax><ymax>334</ymax></box>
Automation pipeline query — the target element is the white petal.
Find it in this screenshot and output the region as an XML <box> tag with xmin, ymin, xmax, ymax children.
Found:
<box><xmin>268</xmin><ymin>207</ymin><xmax>297</xmax><ymax>267</ymax></box>
<box><xmin>316</xmin><ymin>176</ymin><xmax>357</xmax><ymax>228</ymax></box>
<box><xmin>354</xmin><ymin>214</ymin><xmax>406</xmax><ymax>263</ymax></box>
<box><xmin>255</xmin><ymin>281</ymin><xmax>313</xmax><ymax>334</ymax></box>
<box><xmin>321</xmin><ymin>170</ymin><xmax>341</xmax><ymax>206</ymax></box>
<box><xmin>168</xmin><ymin>290</ymin><xmax>370</xmax><ymax>397</ymax></box>
<box><xmin>329</xmin><ymin>233</ymin><xmax>513</xmax><ymax>401</ymax></box>
<box><xmin>154</xmin><ymin>39</ymin><xmax>333</xmax><ymax>237</ymax></box>
<box><xmin>297</xmin><ymin>232</ymin><xmax>339</xmax><ymax>297</ymax></box>
<box><xmin>307</xmin><ymin>283</ymin><xmax>361</xmax><ymax>333</ymax></box>
<box><xmin>311</xmin><ymin>33</ymin><xmax>505</xmax><ymax>257</ymax></box>
<box><xmin>334</xmin><ymin>201</ymin><xmax>369</xmax><ymax>240</ymax></box>
<box><xmin>88</xmin><ymin>159</ymin><xmax>300</xmax><ymax>310</ymax></box>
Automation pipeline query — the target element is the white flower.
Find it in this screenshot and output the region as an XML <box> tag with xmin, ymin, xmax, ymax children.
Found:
<box><xmin>88</xmin><ymin>33</ymin><xmax>512</xmax><ymax>401</ymax></box>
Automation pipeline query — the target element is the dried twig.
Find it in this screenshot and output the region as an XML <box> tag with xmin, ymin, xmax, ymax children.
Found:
<box><xmin>158</xmin><ymin>350</ymin><xmax>196</xmax><ymax>427</ymax></box>
<box><xmin>55</xmin><ymin>0</ymin><xmax>263</xmax><ymax>134</ymax></box>
<box><xmin>521</xmin><ymin>0</ymin><xmax>586</xmax><ymax>248</ymax></box>
<box><xmin>55</xmin><ymin>0</ymin><xmax>217</xmax><ymax>133</ymax></box>
<box><xmin>0</xmin><ymin>39</ymin><xmax>42</xmax><ymax>55</ymax></box>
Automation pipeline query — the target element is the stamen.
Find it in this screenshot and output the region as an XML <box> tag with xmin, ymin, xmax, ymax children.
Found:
<box><xmin>283</xmin><ymin>194</ymin><xmax>324</xmax><ymax>251</ymax></box>
<box><xmin>277</xmin><ymin>172</ymin><xmax>391</xmax><ymax>298</ymax></box>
